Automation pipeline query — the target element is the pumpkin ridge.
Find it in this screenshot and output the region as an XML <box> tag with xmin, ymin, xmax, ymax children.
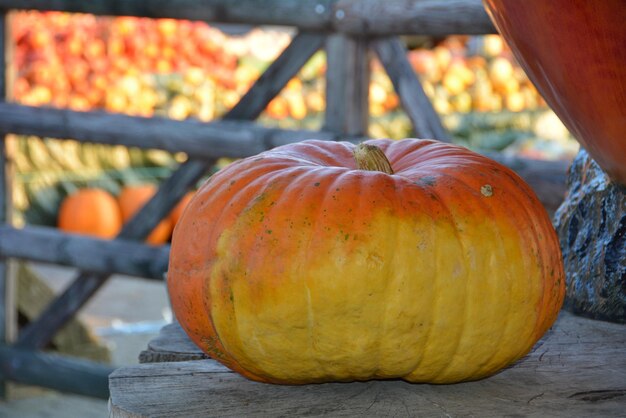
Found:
<box><xmin>400</xmin><ymin>187</ymin><xmax>440</xmax><ymax>381</ymax></box>
<box><xmin>271</xmin><ymin>139</ymin><xmax>355</xmax><ymax>169</ymax></box>
<box><xmin>485</xmin><ymin>167</ymin><xmax>542</xmax><ymax>372</ymax></box>
<box><xmin>465</xmin><ymin>162</ymin><xmax>554</xmax><ymax>372</ymax></box>
<box><xmin>237</xmin><ymin>167</ymin><xmax>324</xmax><ymax>381</ymax></box>
<box><xmin>402</xmin><ymin>178</ymin><xmax>459</xmax><ymax>382</ymax></box>
<box><xmin>206</xmin><ymin>168</ymin><xmax>309</xmax><ymax>380</ymax></box>
<box><xmin>432</xmin><ymin>169</ymin><xmax>511</xmax><ymax>380</ymax></box>
<box><xmin>428</xmin><ymin>172</ymin><xmax>473</xmax><ymax>382</ymax></box>
<box><xmin>301</xmin><ymin>169</ymin><xmax>354</xmax><ymax>378</ymax></box>
<box><xmin>489</xmin><ymin>167</ymin><xmax>550</xmax><ymax>354</ymax></box>
<box><xmin>179</xmin><ymin>163</ymin><xmax>306</xmax><ymax>381</ymax></box>
<box><xmin>375</xmin><ymin>180</ymin><xmax>405</xmax><ymax>378</ymax></box>
<box><xmin>370</xmin><ymin>138</ymin><xmax>429</xmax><ymax>166</ymax></box>
<box><xmin>212</xmin><ymin>166</ymin><xmax>360</xmax><ymax>382</ymax></box>
<box><xmin>467</xmin><ymin>168</ymin><xmax>516</xmax><ymax>378</ymax></box>
<box><xmin>371</xmin><ymin>139</ymin><xmax>433</xmax><ymax>175</ymax></box>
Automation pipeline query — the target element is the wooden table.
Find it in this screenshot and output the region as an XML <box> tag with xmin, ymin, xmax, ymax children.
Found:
<box><xmin>108</xmin><ymin>311</ymin><xmax>626</xmax><ymax>417</ymax></box>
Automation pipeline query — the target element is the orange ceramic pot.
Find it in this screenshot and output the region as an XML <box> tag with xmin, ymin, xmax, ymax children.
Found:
<box><xmin>483</xmin><ymin>0</ymin><xmax>626</xmax><ymax>185</ymax></box>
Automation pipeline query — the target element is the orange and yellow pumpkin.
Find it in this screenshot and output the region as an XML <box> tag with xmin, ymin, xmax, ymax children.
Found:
<box><xmin>168</xmin><ymin>139</ymin><xmax>564</xmax><ymax>384</ymax></box>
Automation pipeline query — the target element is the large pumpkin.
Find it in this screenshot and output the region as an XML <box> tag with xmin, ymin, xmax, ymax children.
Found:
<box><xmin>58</xmin><ymin>188</ymin><xmax>122</xmax><ymax>239</ymax></box>
<box><xmin>482</xmin><ymin>0</ymin><xmax>626</xmax><ymax>185</ymax></box>
<box><xmin>168</xmin><ymin>139</ymin><xmax>564</xmax><ymax>384</ymax></box>
<box><xmin>118</xmin><ymin>184</ymin><xmax>173</xmax><ymax>245</ymax></box>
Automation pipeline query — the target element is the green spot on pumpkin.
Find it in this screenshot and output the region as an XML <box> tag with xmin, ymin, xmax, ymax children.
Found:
<box><xmin>201</xmin><ymin>336</ymin><xmax>226</xmax><ymax>360</ymax></box>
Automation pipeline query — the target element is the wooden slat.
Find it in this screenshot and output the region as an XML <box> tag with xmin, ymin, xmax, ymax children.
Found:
<box><xmin>227</xmin><ymin>32</ymin><xmax>326</xmax><ymax>119</ymax></box>
<box><xmin>0</xmin><ymin>11</ymin><xmax>16</xmax><ymax>399</ymax></box>
<box><xmin>14</xmin><ymin>29</ymin><xmax>323</xmax><ymax>350</ymax></box>
<box><xmin>324</xmin><ymin>34</ymin><xmax>370</xmax><ymax>136</ymax></box>
<box><xmin>0</xmin><ymin>103</ymin><xmax>338</xmax><ymax>159</ymax></box>
<box><xmin>0</xmin><ymin>225</ymin><xmax>169</xmax><ymax>280</ymax></box>
<box><xmin>334</xmin><ymin>0</ymin><xmax>497</xmax><ymax>36</ymax></box>
<box><xmin>139</xmin><ymin>322</ymin><xmax>209</xmax><ymax>363</ymax></box>
<box><xmin>0</xmin><ymin>0</ymin><xmax>335</xmax><ymax>30</ymax></box>
<box><xmin>0</xmin><ymin>345</ymin><xmax>113</xmax><ymax>399</ymax></box>
<box><xmin>110</xmin><ymin>311</ymin><xmax>626</xmax><ymax>417</ymax></box>
<box><xmin>0</xmin><ymin>0</ymin><xmax>496</xmax><ymax>36</ymax></box>
<box><xmin>372</xmin><ymin>37</ymin><xmax>450</xmax><ymax>142</ymax></box>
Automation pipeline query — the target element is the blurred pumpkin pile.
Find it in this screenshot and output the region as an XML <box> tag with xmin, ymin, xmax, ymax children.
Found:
<box><xmin>57</xmin><ymin>184</ymin><xmax>195</xmax><ymax>243</ymax></box>
<box><xmin>10</xmin><ymin>11</ymin><xmax>578</xmax><ymax>232</ymax></box>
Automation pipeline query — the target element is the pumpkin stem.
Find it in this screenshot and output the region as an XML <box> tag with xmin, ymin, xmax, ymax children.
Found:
<box><xmin>353</xmin><ymin>143</ymin><xmax>394</xmax><ymax>174</ymax></box>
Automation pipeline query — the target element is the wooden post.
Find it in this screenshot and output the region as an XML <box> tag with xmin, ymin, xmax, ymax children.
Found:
<box><xmin>324</xmin><ymin>34</ymin><xmax>370</xmax><ymax>137</ymax></box>
<box><xmin>372</xmin><ymin>37</ymin><xmax>450</xmax><ymax>141</ymax></box>
<box><xmin>0</xmin><ymin>11</ymin><xmax>16</xmax><ymax>398</ymax></box>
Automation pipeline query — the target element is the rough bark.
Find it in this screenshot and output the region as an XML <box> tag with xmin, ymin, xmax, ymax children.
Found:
<box><xmin>554</xmin><ymin>149</ymin><xmax>626</xmax><ymax>323</ymax></box>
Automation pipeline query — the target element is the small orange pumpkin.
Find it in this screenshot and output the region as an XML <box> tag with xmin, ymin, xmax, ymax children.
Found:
<box><xmin>169</xmin><ymin>191</ymin><xmax>195</xmax><ymax>229</ymax></box>
<box><xmin>58</xmin><ymin>188</ymin><xmax>122</xmax><ymax>239</ymax></box>
<box><xmin>118</xmin><ymin>184</ymin><xmax>173</xmax><ymax>245</ymax></box>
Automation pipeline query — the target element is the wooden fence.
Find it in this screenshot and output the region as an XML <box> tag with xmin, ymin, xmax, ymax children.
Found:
<box><xmin>0</xmin><ymin>0</ymin><xmax>566</xmax><ymax>399</ymax></box>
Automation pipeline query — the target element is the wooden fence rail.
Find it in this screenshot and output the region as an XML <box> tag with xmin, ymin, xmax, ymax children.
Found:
<box><xmin>0</xmin><ymin>103</ymin><xmax>342</xmax><ymax>159</ymax></box>
<box><xmin>0</xmin><ymin>226</ymin><xmax>169</xmax><ymax>280</ymax></box>
<box><xmin>0</xmin><ymin>0</ymin><xmax>497</xmax><ymax>35</ymax></box>
<box><xmin>0</xmin><ymin>0</ymin><xmax>568</xmax><ymax>400</ymax></box>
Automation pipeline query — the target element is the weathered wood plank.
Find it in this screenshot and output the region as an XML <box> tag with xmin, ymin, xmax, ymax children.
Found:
<box><xmin>0</xmin><ymin>0</ymin><xmax>495</xmax><ymax>36</ymax></box>
<box><xmin>0</xmin><ymin>225</ymin><xmax>169</xmax><ymax>280</ymax></box>
<box><xmin>227</xmin><ymin>32</ymin><xmax>326</xmax><ymax>120</ymax></box>
<box><xmin>0</xmin><ymin>0</ymin><xmax>336</xmax><ymax>30</ymax></box>
<box><xmin>372</xmin><ymin>37</ymin><xmax>450</xmax><ymax>142</ymax></box>
<box><xmin>111</xmin><ymin>312</ymin><xmax>626</xmax><ymax>417</ymax></box>
<box><xmin>0</xmin><ymin>345</ymin><xmax>113</xmax><ymax>399</ymax></box>
<box><xmin>324</xmin><ymin>34</ymin><xmax>370</xmax><ymax>136</ymax></box>
<box><xmin>139</xmin><ymin>322</ymin><xmax>209</xmax><ymax>363</ymax></box>
<box><xmin>0</xmin><ymin>103</ymin><xmax>340</xmax><ymax>159</ymax></box>
<box><xmin>334</xmin><ymin>0</ymin><xmax>497</xmax><ymax>36</ymax></box>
